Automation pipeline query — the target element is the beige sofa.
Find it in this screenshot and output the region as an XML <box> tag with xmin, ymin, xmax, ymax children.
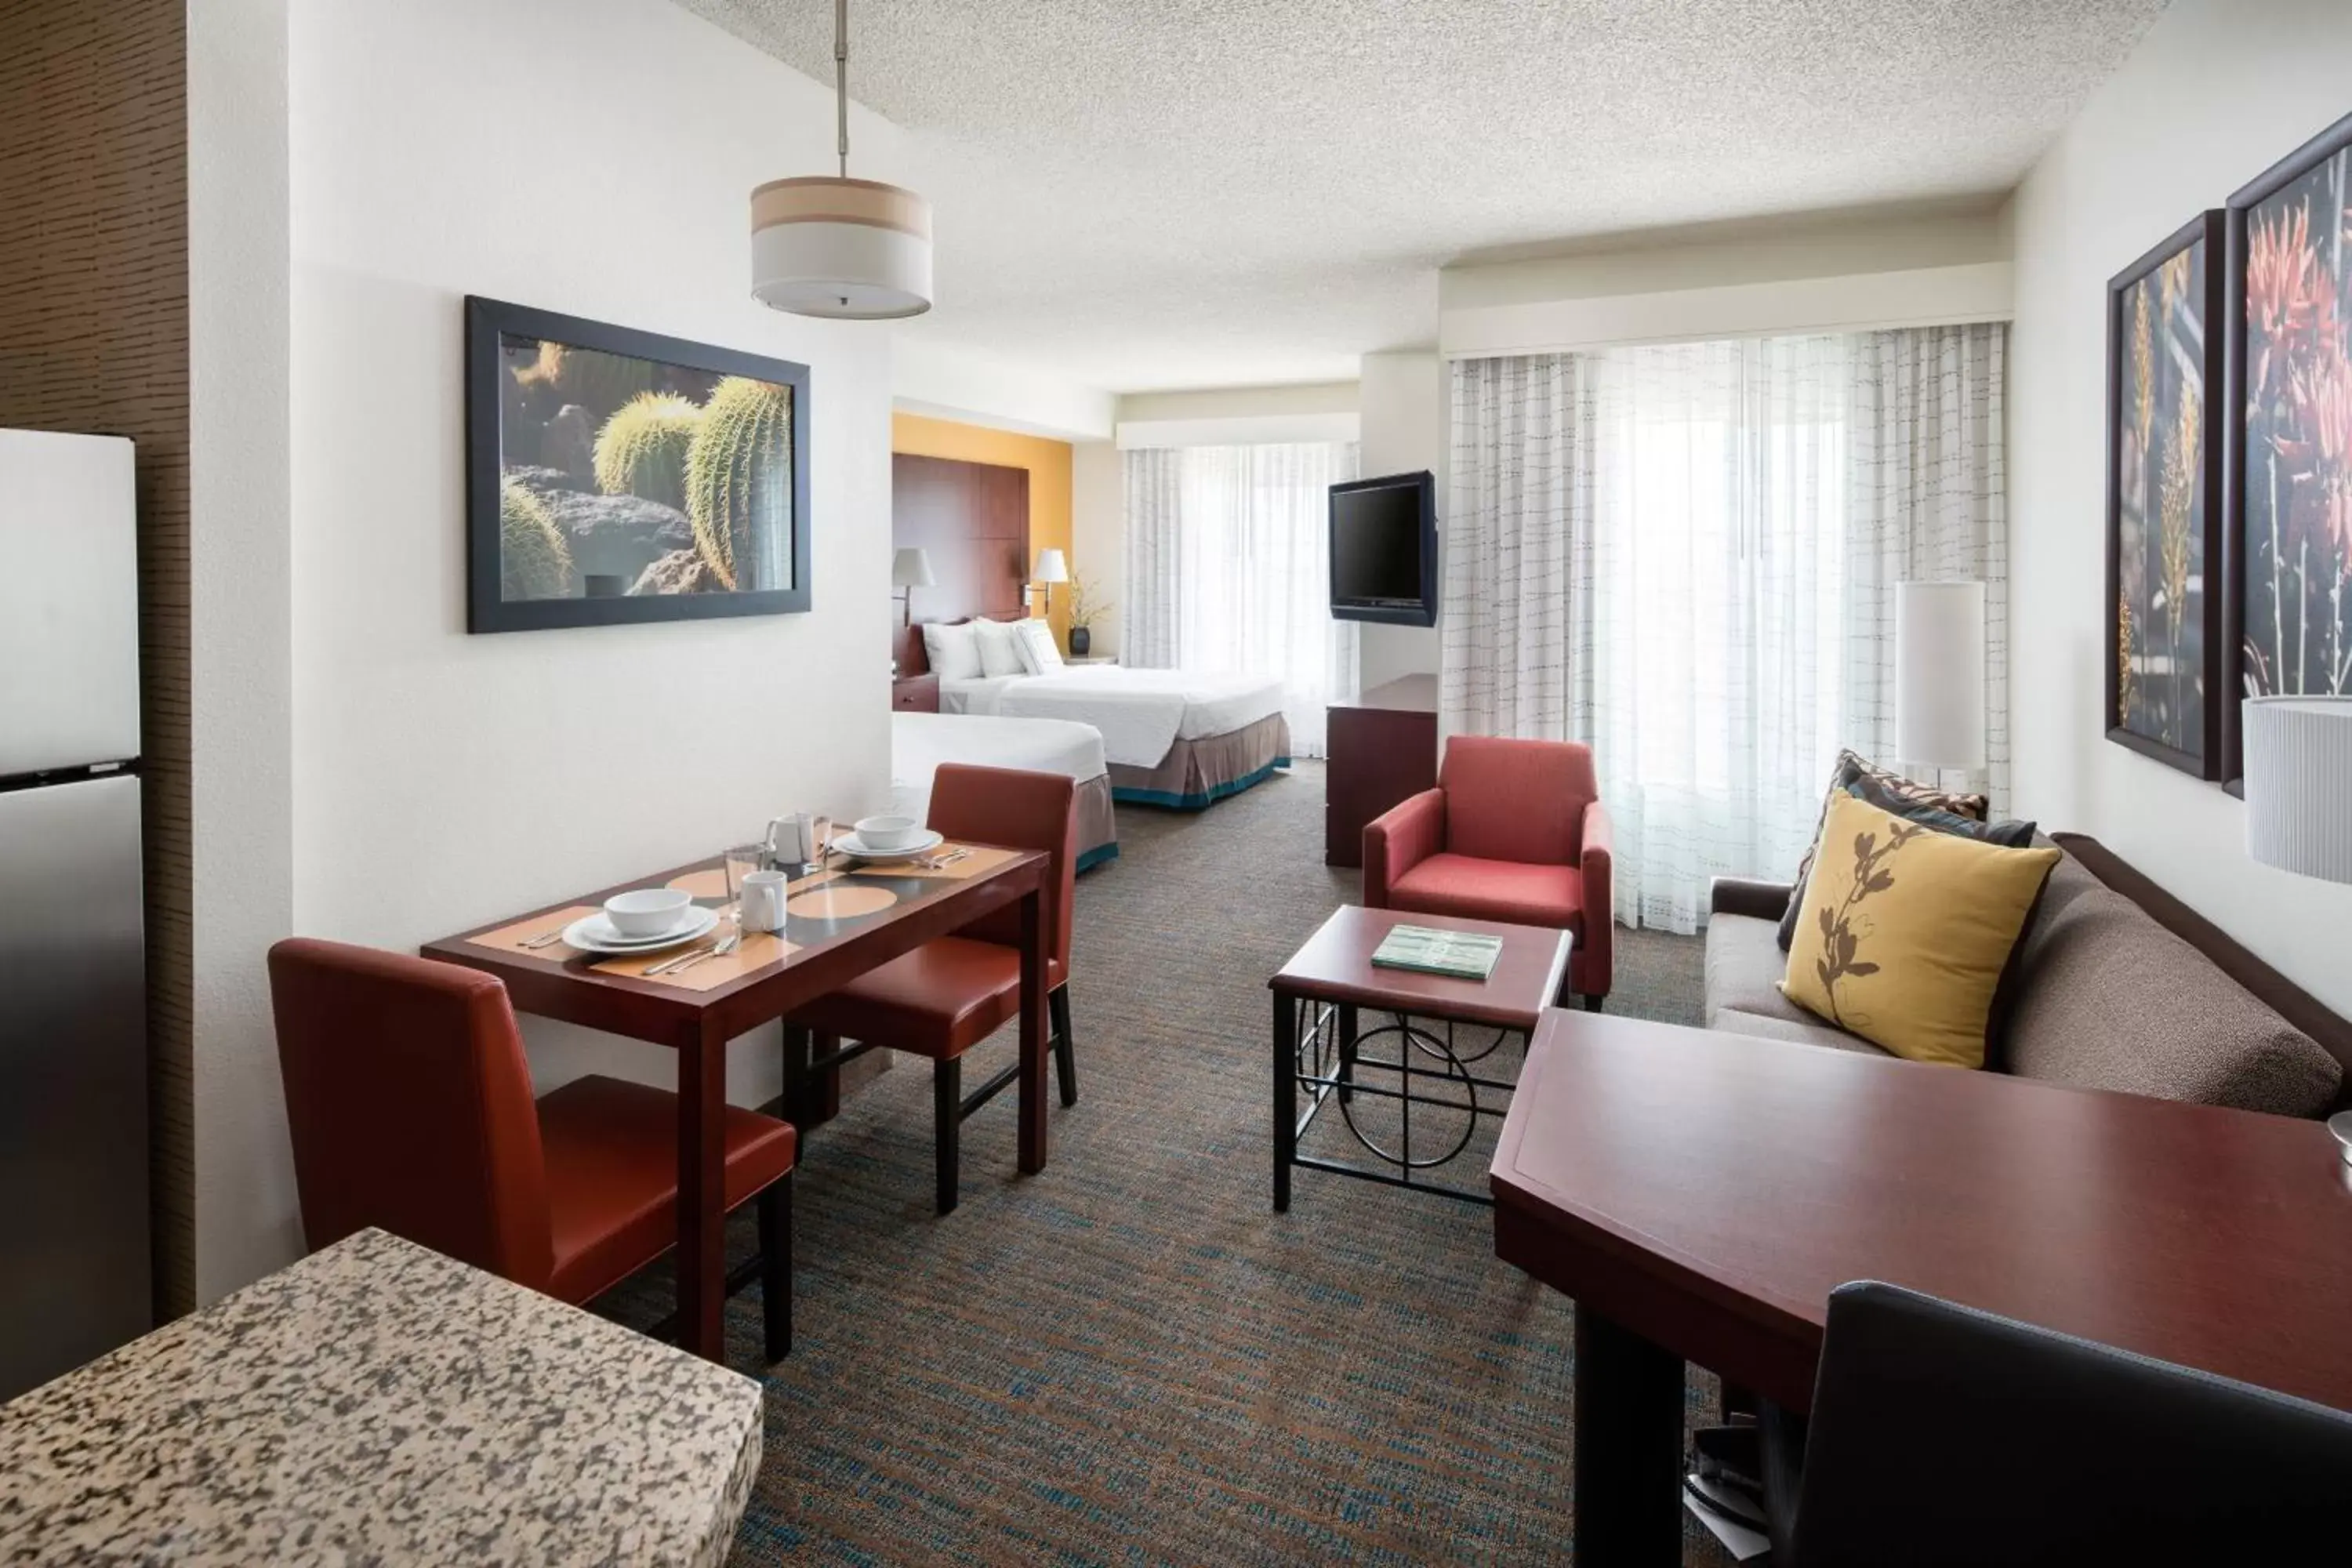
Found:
<box><xmin>1705</xmin><ymin>833</ymin><xmax>2349</xmax><ymax>1119</ymax></box>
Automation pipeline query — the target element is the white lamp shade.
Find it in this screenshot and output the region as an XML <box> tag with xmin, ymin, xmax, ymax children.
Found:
<box><xmin>2244</xmin><ymin>696</ymin><xmax>2352</xmax><ymax>883</ymax></box>
<box><xmin>1033</xmin><ymin>548</ymin><xmax>1069</xmax><ymax>585</ymax></box>
<box><xmin>751</xmin><ymin>176</ymin><xmax>932</xmax><ymax>320</ymax></box>
<box><xmin>891</xmin><ymin>546</ymin><xmax>935</xmax><ymax>588</ymax></box>
<box><xmin>1895</xmin><ymin>581</ymin><xmax>1986</xmax><ymax>768</ymax></box>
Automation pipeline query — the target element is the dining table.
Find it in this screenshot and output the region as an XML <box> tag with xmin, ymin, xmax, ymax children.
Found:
<box><xmin>423</xmin><ymin>839</ymin><xmax>1051</xmax><ymax>1363</ymax></box>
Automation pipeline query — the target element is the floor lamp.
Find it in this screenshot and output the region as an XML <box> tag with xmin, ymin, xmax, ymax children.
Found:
<box><xmin>1895</xmin><ymin>581</ymin><xmax>1986</xmax><ymax>786</ymax></box>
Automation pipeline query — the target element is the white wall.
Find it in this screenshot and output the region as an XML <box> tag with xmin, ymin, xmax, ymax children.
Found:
<box><xmin>1356</xmin><ymin>351</ymin><xmax>1445</xmax><ymax>690</ymax></box>
<box><xmin>1113</xmin><ymin>381</ymin><xmax>1360</xmax><ymax>450</ymax></box>
<box><xmin>895</xmin><ymin>335</ymin><xmax>1113</xmax><ymax>441</ymax></box>
<box><xmin>273</xmin><ymin>0</ymin><xmax>898</xmax><ymax>1286</ymax></box>
<box><xmin>188</xmin><ymin>0</ymin><xmax>295</xmax><ymax>1303</ymax></box>
<box><xmin>2009</xmin><ymin>0</ymin><xmax>2352</xmax><ymax>1014</ymax></box>
<box><xmin>1071</xmin><ymin>440</ymin><xmax>1122</xmax><ymax>656</ymax></box>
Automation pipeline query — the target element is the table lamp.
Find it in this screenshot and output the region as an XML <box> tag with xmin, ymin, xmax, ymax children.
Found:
<box><xmin>1895</xmin><ymin>580</ymin><xmax>1987</xmax><ymax>780</ymax></box>
<box><xmin>1031</xmin><ymin>548</ymin><xmax>1069</xmax><ymax>619</ymax></box>
<box><xmin>892</xmin><ymin>546</ymin><xmax>934</xmax><ymax>626</ymax></box>
<box><xmin>2243</xmin><ymin>696</ymin><xmax>2352</xmax><ymax>884</ymax></box>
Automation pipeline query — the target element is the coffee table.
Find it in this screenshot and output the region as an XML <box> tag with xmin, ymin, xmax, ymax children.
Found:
<box><xmin>1270</xmin><ymin>906</ymin><xmax>1571</xmax><ymax>1208</ymax></box>
<box><xmin>1491</xmin><ymin>1007</ymin><xmax>2352</xmax><ymax>1566</ymax></box>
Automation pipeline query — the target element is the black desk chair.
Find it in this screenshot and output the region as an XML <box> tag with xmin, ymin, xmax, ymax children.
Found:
<box><xmin>1761</xmin><ymin>1280</ymin><xmax>2352</xmax><ymax>1566</ymax></box>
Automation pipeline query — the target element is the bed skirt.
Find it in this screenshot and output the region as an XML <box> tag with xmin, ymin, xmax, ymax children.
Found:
<box><xmin>1075</xmin><ymin>773</ymin><xmax>1120</xmax><ymax>871</ymax></box>
<box><xmin>1109</xmin><ymin>714</ymin><xmax>1293</xmax><ymax>810</ymax></box>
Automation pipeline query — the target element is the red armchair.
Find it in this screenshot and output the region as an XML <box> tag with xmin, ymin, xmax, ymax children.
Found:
<box><xmin>1363</xmin><ymin>735</ymin><xmax>1613</xmax><ymax>1009</ymax></box>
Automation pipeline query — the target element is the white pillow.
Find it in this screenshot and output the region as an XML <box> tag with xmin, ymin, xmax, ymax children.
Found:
<box><xmin>1014</xmin><ymin>618</ymin><xmax>1064</xmax><ymax>674</ymax></box>
<box><xmin>974</xmin><ymin>617</ymin><xmax>1029</xmax><ymax>678</ymax></box>
<box><xmin>921</xmin><ymin>620</ymin><xmax>983</xmax><ymax>681</ymax></box>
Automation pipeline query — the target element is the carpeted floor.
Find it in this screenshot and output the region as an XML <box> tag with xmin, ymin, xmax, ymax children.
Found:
<box><xmin>597</xmin><ymin>761</ymin><xmax>1731</xmax><ymax>1565</ymax></box>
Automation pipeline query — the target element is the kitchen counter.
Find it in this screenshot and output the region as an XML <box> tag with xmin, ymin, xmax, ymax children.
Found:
<box><xmin>0</xmin><ymin>1227</ymin><xmax>764</xmax><ymax>1566</ymax></box>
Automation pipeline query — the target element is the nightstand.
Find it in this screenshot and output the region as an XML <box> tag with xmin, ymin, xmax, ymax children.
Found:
<box><xmin>891</xmin><ymin>673</ymin><xmax>940</xmax><ymax>713</ymax></box>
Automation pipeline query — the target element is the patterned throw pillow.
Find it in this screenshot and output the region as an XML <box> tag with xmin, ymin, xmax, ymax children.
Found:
<box><xmin>1776</xmin><ymin>750</ymin><xmax>2007</xmax><ymax>951</ymax></box>
<box><xmin>973</xmin><ymin>617</ymin><xmax>1029</xmax><ymax>678</ymax></box>
<box><xmin>1780</xmin><ymin>792</ymin><xmax>2060</xmax><ymax>1069</ymax></box>
<box><xmin>1013</xmin><ymin>618</ymin><xmax>1064</xmax><ymax>674</ymax></box>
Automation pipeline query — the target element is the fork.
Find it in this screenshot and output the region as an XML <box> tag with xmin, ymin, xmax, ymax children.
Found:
<box><xmin>518</xmin><ymin>924</ymin><xmax>572</xmax><ymax>949</ymax></box>
<box><xmin>650</xmin><ymin>930</ymin><xmax>739</xmax><ymax>977</ymax></box>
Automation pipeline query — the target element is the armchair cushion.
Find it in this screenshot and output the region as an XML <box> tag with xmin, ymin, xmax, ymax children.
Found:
<box><xmin>1388</xmin><ymin>853</ymin><xmax>1582</xmax><ymax>935</ymax></box>
<box><xmin>1438</xmin><ymin>735</ymin><xmax>1597</xmax><ymax>866</ymax></box>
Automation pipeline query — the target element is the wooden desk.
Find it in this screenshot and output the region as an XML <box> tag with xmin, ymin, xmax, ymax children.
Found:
<box><xmin>1490</xmin><ymin>1008</ymin><xmax>2352</xmax><ymax>1566</ymax></box>
<box><xmin>426</xmin><ymin>844</ymin><xmax>1050</xmax><ymax>1363</ymax></box>
<box><xmin>1324</xmin><ymin>674</ymin><xmax>1437</xmax><ymax>866</ymax></box>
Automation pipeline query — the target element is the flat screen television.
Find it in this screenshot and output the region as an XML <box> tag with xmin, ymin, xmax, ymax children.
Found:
<box><xmin>1329</xmin><ymin>470</ymin><xmax>1437</xmax><ymax>626</ymax></box>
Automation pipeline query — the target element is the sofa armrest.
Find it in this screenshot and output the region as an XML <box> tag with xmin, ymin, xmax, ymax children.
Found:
<box><xmin>1711</xmin><ymin>876</ymin><xmax>1795</xmax><ymax>923</ymax></box>
<box><xmin>1578</xmin><ymin>798</ymin><xmax>1615</xmax><ymax>996</ymax></box>
<box><xmin>1365</xmin><ymin>788</ymin><xmax>1446</xmax><ymax>908</ymax></box>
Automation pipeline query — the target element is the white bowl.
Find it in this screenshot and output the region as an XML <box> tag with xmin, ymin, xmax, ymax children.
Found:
<box><xmin>604</xmin><ymin>887</ymin><xmax>693</xmax><ymax>938</ymax></box>
<box><xmin>855</xmin><ymin>814</ymin><xmax>925</xmax><ymax>852</ymax></box>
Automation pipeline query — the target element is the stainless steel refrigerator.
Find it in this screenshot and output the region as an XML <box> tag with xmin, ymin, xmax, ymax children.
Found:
<box><xmin>0</xmin><ymin>427</ymin><xmax>151</xmax><ymax>1400</ymax></box>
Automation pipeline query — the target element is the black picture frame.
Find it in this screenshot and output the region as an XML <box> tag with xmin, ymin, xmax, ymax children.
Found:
<box><xmin>2104</xmin><ymin>211</ymin><xmax>2227</xmax><ymax>779</ymax></box>
<box><xmin>463</xmin><ymin>296</ymin><xmax>812</xmax><ymax>633</ymax></box>
<box><xmin>2222</xmin><ymin>108</ymin><xmax>2352</xmax><ymax>792</ymax></box>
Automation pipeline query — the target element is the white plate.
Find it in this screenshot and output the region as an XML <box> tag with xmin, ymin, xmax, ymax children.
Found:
<box><xmin>561</xmin><ymin>905</ymin><xmax>720</xmax><ymax>956</ymax></box>
<box><xmin>833</xmin><ymin>828</ymin><xmax>945</xmax><ymax>862</ymax></box>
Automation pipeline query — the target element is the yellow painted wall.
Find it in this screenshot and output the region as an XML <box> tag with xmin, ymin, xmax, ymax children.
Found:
<box><xmin>891</xmin><ymin>412</ymin><xmax>1076</xmax><ymax>649</ymax></box>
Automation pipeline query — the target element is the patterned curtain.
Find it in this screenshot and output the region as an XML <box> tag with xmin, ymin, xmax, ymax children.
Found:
<box><xmin>1120</xmin><ymin>441</ymin><xmax>1360</xmax><ymax>755</ymax></box>
<box><xmin>1442</xmin><ymin>325</ymin><xmax>2009</xmax><ymax>933</ymax></box>
<box><xmin>1845</xmin><ymin>323</ymin><xmax>2010</xmax><ymax>811</ymax></box>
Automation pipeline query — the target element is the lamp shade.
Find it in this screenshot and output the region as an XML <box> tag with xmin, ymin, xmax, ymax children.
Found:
<box><xmin>751</xmin><ymin>176</ymin><xmax>932</xmax><ymax>321</ymax></box>
<box><xmin>891</xmin><ymin>546</ymin><xmax>935</xmax><ymax>588</ymax></box>
<box><xmin>1033</xmin><ymin>548</ymin><xmax>1069</xmax><ymax>585</ymax></box>
<box><xmin>1895</xmin><ymin>581</ymin><xmax>1986</xmax><ymax>768</ymax></box>
<box><xmin>2244</xmin><ymin>696</ymin><xmax>2352</xmax><ymax>883</ymax></box>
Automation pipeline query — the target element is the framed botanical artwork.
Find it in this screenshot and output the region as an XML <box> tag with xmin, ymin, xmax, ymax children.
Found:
<box><xmin>2107</xmin><ymin>212</ymin><xmax>2226</xmax><ymax>777</ymax></box>
<box><xmin>2223</xmin><ymin>110</ymin><xmax>2352</xmax><ymax>788</ymax></box>
<box><xmin>463</xmin><ymin>296</ymin><xmax>811</xmax><ymax>633</ymax></box>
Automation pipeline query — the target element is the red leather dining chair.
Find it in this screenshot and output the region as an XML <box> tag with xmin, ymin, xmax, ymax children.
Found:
<box><xmin>782</xmin><ymin>764</ymin><xmax>1078</xmax><ymax>1215</ymax></box>
<box><xmin>267</xmin><ymin>938</ymin><xmax>797</xmax><ymax>1363</ymax></box>
<box><xmin>1363</xmin><ymin>735</ymin><xmax>1614</xmax><ymax>1009</ymax></box>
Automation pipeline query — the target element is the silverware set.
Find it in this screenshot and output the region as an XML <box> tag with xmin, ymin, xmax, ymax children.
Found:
<box><xmin>912</xmin><ymin>847</ymin><xmax>971</xmax><ymax>871</ymax></box>
<box><xmin>647</xmin><ymin>930</ymin><xmax>740</xmax><ymax>977</ymax></box>
<box><xmin>518</xmin><ymin>924</ymin><xmax>570</xmax><ymax>950</ymax></box>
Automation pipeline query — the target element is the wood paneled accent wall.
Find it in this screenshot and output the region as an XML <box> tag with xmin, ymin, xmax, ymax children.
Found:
<box><xmin>0</xmin><ymin>0</ymin><xmax>195</xmax><ymax>1317</ymax></box>
<box><xmin>892</xmin><ymin>453</ymin><xmax>1032</xmax><ymax>623</ymax></box>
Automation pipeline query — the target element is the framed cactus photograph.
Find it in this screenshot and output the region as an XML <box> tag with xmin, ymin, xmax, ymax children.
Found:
<box><xmin>2223</xmin><ymin>111</ymin><xmax>2352</xmax><ymax>790</ymax></box>
<box><xmin>2105</xmin><ymin>211</ymin><xmax>2226</xmax><ymax>779</ymax></box>
<box><xmin>464</xmin><ymin>296</ymin><xmax>810</xmax><ymax>632</ymax></box>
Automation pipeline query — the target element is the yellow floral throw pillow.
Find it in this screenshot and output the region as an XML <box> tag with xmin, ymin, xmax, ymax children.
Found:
<box><xmin>1780</xmin><ymin>792</ymin><xmax>2061</xmax><ymax>1069</ymax></box>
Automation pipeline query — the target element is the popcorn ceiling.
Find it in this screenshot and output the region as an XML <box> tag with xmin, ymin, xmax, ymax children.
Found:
<box><xmin>680</xmin><ymin>0</ymin><xmax>2163</xmax><ymax>391</ymax></box>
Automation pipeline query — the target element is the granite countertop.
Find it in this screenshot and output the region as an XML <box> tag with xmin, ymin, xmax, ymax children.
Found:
<box><xmin>0</xmin><ymin>1228</ymin><xmax>764</xmax><ymax>1567</ymax></box>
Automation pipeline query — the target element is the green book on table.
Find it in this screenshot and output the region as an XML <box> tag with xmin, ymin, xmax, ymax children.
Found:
<box><xmin>1370</xmin><ymin>924</ymin><xmax>1504</xmax><ymax>981</ymax></box>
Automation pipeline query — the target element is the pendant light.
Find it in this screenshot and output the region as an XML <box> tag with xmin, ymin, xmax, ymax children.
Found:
<box><xmin>751</xmin><ymin>0</ymin><xmax>932</xmax><ymax>319</ymax></box>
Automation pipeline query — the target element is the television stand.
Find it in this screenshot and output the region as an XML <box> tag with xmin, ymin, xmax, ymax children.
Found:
<box><xmin>1325</xmin><ymin>674</ymin><xmax>1438</xmax><ymax>867</ymax></box>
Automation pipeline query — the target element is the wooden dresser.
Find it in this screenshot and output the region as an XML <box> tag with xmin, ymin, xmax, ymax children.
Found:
<box><xmin>1325</xmin><ymin>674</ymin><xmax>1438</xmax><ymax>867</ymax></box>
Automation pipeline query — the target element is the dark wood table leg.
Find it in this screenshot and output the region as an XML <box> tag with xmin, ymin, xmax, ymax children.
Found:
<box><xmin>1272</xmin><ymin>987</ymin><xmax>1294</xmax><ymax>1210</ymax></box>
<box><xmin>675</xmin><ymin>1017</ymin><xmax>728</xmax><ymax>1363</ymax></box>
<box><xmin>1016</xmin><ymin>884</ymin><xmax>1047</xmax><ymax>1174</ymax></box>
<box><xmin>1573</xmin><ymin>1304</ymin><xmax>1685</xmax><ymax>1567</ymax></box>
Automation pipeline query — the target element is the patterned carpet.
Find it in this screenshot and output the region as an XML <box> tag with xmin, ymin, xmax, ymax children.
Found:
<box><xmin>597</xmin><ymin>761</ymin><xmax>1730</xmax><ymax>1565</ymax></box>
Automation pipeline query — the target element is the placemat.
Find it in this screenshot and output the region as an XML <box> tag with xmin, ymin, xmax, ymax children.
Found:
<box><xmin>467</xmin><ymin>906</ymin><xmax>602</xmax><ymax>960</ymax></box>
<box><xmin>846</xmin><ymin>843</ymin><xmax>1022</xmax><ymax>881</ymax></box>
<box><xmin>590</xmin><ymin>928</ymin><xmax>797</xmax><ymax>992</ymax></box>
<box><xmin>667</xmin><ymin>864</ymin><xmax>843</xmax><ymax>899</ymax></box>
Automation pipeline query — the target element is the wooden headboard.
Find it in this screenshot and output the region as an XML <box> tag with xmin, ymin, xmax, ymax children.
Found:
<box><xmin>894</xmin><ymin>452</ymin><xmax>1029</xmax><ymax>659</ymax></box>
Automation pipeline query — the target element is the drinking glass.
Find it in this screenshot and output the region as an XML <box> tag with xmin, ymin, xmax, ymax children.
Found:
<box><xmin>724</xmin><ymin>843</ymin><xmax>767</xmax><ymax>927</ymax></box>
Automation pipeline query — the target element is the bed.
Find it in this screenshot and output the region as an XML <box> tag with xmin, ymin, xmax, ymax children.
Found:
<box><xmin>888</xmin><ymin>711</ymin><xmax>1120</xmax><ymax>871</ymax></box>
<box><xmin>942</xmin><ymin>666</ymin><xmax>1292</xmax><ymax>809</ymax></box>
<box><xmin>900</xmin><ymin>618</ymin><xmax>1292</xmax><ymax>810</ymax></box>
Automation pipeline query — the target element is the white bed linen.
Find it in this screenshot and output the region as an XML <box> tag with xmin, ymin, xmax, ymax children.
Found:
<box><xmin>886</xmin><ymin>711</ymin><xmax>1109</xmax><ymax>822</ymax></box>
<box><xmin>938</xmin><ymin>666</ymin><xmax>1286</xmax><ymax>768</ymax></box>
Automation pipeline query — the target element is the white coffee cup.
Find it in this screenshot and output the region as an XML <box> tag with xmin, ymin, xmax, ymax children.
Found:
<box><xmin>738</xmin><ymin>870</ymin><xmax>789</xmax><ymax>933</ymax></box>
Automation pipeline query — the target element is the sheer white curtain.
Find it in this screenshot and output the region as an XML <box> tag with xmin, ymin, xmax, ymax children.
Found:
<box><xmin>1445</xmin><ymin>328</ymin><xmax>2006</xmax><ymax>933</ymax></box>
<box><xmin>1122</xmin><ymin>441</ymin><xmax>1359</xmax><ymax>755</ymax></box>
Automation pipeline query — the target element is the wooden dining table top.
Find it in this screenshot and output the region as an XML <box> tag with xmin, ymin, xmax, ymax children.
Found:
<box><xmin>1491</xmin><ymin>1008</ymin><xmax>2352</xmax><ymax>1414</ymax></box>
<box><xmin>422</xmin><ymin>842</ymin><xmax>1050</xmax><ymax>1044</ymax></box>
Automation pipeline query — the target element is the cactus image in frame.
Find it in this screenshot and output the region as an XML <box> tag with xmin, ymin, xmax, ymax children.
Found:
<box><xmin>495</xmin><ymin>332</ymin><xmax>794</xmax><ymax>601</ymax></box>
